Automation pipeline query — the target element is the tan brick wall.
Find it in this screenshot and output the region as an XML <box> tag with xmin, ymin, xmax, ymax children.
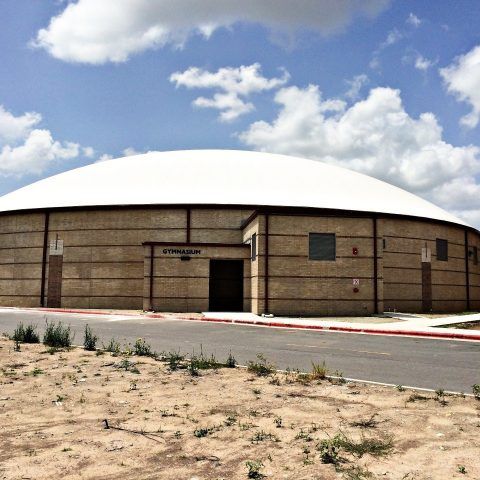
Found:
<box><xmin>242</xmin><ymin>215</ymin><xmax>261</xmax><ymax>314</ymax></box>
<box><xmin>0</xmin><ymin>208</ymin><xmax>477</xmax><ymax>315</ymax></box>
<box><xmin>261</xmin><ymin>215</ymin><xmax>380</xmax><ymax>316</ymax></box>
<box><xmin>467</xmin><ymin>230</ymin><xmax>480</xmax><ymax>309</ymax></box>
<box><xmin>382</xmin><ymin>218</ymin><xmax>470</xmax><ymax>313</ymax></box>
<box><xmin>0</xmin><ymin>212</ymin><xmax>45</xmax><ymax>307</ymax></box>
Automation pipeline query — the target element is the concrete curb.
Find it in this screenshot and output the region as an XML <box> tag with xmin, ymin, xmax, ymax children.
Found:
<box><xmin>4</xmin><ymin>306</ymin><xmax>480</xmax><ymax>342</ymax></box>
<box><xmin>146</xmin><ymin>313</ymin><xmax>480</xmax><ymax>341</ymax></box>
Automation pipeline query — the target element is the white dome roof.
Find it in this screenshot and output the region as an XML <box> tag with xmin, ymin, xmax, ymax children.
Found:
<box><xmin>0</xmin><ymin>149</ymin><xmax>469</xmax><ymax>227</ymax></box>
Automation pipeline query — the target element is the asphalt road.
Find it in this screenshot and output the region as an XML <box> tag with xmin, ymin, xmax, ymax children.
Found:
<box><xmin>1</xmin><ymin>310</ymin><xmax>479</xmax><ymax>393</ymax></box>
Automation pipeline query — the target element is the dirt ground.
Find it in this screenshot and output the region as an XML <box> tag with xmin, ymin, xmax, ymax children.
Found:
<box><xmin>1</xmin><ymin>336</ymin><xmax>479</xmax><ymax>480</ymax></box>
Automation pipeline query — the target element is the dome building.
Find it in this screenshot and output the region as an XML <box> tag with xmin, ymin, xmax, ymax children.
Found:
<box><xmin>0</xmin><ymin>149</ymin><xmax>478</xmax><ymax>315</ymax></box>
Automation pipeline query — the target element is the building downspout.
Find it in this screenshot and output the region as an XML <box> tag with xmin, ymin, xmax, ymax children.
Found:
<box><xmin>40</xmin><ymin>211</ymin><xmax>50</xmax><ymax>307</ymax></box>
<box><xmin>265</xmin><ymin>213</ymin><xmax>269</xmax><ymax>314</ymax></box>
<box><xmin>465</xmin><ymin>229</ymin><xmax>470</xmax><ymax>311</ymax></box>
<box><xmin>186</xmin><ymin>208</ymin><xmax>191</xmax><ymax>243</ymax></box>
<box><xmin>373</xmin><ymin>216</ymin><xmax>378</xmax><ymax>314</ymax></box>
<box><xmin>149</xmin><ymin>244</ymin><xmax>154</xmax><ymax>311</ymax></box>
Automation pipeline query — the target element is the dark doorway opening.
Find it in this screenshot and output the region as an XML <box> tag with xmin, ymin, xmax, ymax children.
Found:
<box><xmin>209</xmin><ymin>260</ymin><xmax>244</xmax><ymax>312</ymax></box>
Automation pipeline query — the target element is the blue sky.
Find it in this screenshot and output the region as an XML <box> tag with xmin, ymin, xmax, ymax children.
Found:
<box><xmin>1</xmin><ymin>1</ymin><xmax>480</xmax><ymax>225</ymax></box>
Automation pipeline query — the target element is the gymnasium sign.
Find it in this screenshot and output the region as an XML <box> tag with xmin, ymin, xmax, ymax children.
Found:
<box><xmin>162</xmin><ymin>248</ymin><xmax>201</xmax><ymax>255</ymax></box>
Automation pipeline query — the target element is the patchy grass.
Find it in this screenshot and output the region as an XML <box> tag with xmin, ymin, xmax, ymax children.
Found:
<box><xmin>83</xmin><ymin>324</ymin><xmax>97</xmax><ymax>351</ymax></box>
<box><xmin>0</xmin><ymin>335</ymin><xmax>479</xmax><ymax>480</ymax></box>
<box><xmin>12</xmin><ymin>323</ymin><xmax>40</xmax><ymax>344</ymax></box>
<box><xmin>247</xmin><ymin>354</ymin><xmax>276</xmax><ymax>377</ymax></box>
<box><xmin>43</xmin><ymin>321</ymin><xmax>73</xmax><ymax>348</ymax></box>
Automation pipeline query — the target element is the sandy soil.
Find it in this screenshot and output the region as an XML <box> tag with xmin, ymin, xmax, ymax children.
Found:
<box><xmin>1</xmin><ymin>336</ymin><xmax>479</xmax><ymax>480</ymax></box>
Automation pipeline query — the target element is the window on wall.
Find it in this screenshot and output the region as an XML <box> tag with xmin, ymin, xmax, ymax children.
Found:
<box><xmin>473</xmin><ymin>246</ymin><xmax>478</xmax><ymax>265</ymax></box>
<box><xmin>309</xmin><ymin>233</ymin><xmax>336</xmax><ymax>261</ymax></box>
<box><xmin>436</xmin><ymin>238</ymin><xmax>448</xmax><ymax>261</ymax></box>
<box><xmin>251</xmin><ymin>233</ymin><xmax>257</xmax><ymax>261</ymax></box>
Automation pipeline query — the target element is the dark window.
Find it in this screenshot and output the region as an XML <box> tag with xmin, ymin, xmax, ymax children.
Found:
<box><xmin>436</xmin><ymin>238</ymin><xmax>448</xmax><ymax>261</ymax></box>
<box><xmin>251</xmin><ymin>233</ymin><xmax>257</xmax><ymax>261</ymax></box>
<box><xmin>473</xmin><ymin>246</ymin><xmax>478</xmax><ymax>265</ymax></box>
<box><xmin>382</xmin><ymin>238</ymin><xmax>386</xmax><ymax>249</ymax></box>
<box><xmin>309</xmin><ymin>233</ymin><xmax>336</xmax><ymax>261</ymax></box>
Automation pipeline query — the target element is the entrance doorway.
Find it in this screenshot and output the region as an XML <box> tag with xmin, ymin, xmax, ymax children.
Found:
<box><xmin>209</xmin><ymin>260</ymin><xmax>244</xmax><ymax>311</ymax></box>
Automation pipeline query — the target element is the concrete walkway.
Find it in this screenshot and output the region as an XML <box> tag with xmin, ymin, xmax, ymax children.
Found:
<box><xmin>1</xmin><ymin>306</ymin><xmax>480</xmax><ymax>341</ymax></box>
<box><xmin>193</xmin><ymin>311</ymin><xmax>480</xmax><ymax>341</ymax></box>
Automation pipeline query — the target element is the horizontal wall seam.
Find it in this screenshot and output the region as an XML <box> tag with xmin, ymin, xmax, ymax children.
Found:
<box><xmin>0</xmin><ymin>262</ymin><xmax>43</xmax><ymax>266</ymax></box>
<box><xmin>384</xmin><ymin>282</ymin><xmax>468</xmax><ymax>287</ymax></box>
<box><xmin>61</xmin><ymin>261</ymin><xmax>144</xmax><ymax>264</ymax></box>
<box><xmin>0</xmin><ymin>246</ymin><xmax>43</xmax><ymax>250</ymax></box>
<box><xmin>384</xmin><ymin>298</ymin><xmax>467</xmax><ymax>302</ymax></box>
<box><xmin>259</xmin><ymin>234</ymin><xmax>375</xmax><ymax>239</ymax></box>
<box><xmin>248</xmin><ymin>275</ymin><xmax>378</xmax><ymax>279</ymax></box>
<box><xmin>62</xmin><ymin>277</ymin><xmax>143</xmax><ymax>281</ymax></box>
<box><xmin>385</xmin><ymin>251</ymin><xmax>466</xmax><ymax>259</ymax></box>
<box><xmin>383</xmin><ymin>266</ymin><xmax>470</xmax><ymax>273</ymax></box>
<box><xmin>254</xmin><ymin>254</ymin><xmax>375</xmax><ymax>259</ymax></box>
<box><xmin>263</xmin><ymin>298</ymin><xmax>375</xmax><ymax>302</ymax></box>
<box><xmin>60</xmin><ymin>295</ymin><xmax>142</xmax><ymax>298</ymax></box>
<box><xmin>0</xmin><ymin>230</ymin><xmax>45</xmax><ymax>236</ymax></box>
<box><xmin>0</xmin><ymin>294</ymin><xmax>41</xmax><ymax>297</ymax></box>
<box><xmin>383</xmin><ymin>234</ymin><xmax>466</xmax><ymax>246</ymax></box>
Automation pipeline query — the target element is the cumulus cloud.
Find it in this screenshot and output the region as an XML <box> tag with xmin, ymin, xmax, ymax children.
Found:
<box><xmin>0</xmin><ymin>105</ymin><xmax>89</xmax><ymax>176</ymax></box>
<box><xmin>239</xmin><ymin>85</ymin><xmax>480</xmax><ymax>224</ymax></box>
<box><xmin>32</xmin><ymin>0</ymin><xmax>390</xmax><ymax>64</ymax></box>
<box><xmin>440</xmin><ymin>45</ymin><xmax>480</xmax><ymax>129</ymax></box>
<box><xmin>0</xmin><ymin>106</ymin><xmax>41</xmax><ymax>144</ymax></box>
<box><xmin>170</xmin><ymin>63</ymin><xmax>289</xmax><ymax>121</ymax></box>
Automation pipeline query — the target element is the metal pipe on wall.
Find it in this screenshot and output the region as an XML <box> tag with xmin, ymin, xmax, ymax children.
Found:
<box><xmin>264</xmin><ymin>213</ymin><xmax>269</xmax><ymax>314</ymax></box>
<box><xmin>40</xmin><ymin>211</ymin><xmax>50</xmax><ymax>307</ymax></box>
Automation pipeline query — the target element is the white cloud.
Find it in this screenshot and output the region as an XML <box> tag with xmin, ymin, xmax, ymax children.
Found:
<box><xmin>170</xmin><ymin>63</ymin><xmax>289</xmax><ymax>121</ymax></box>
<box><xmin>345</xmin><ymin>74</ymin><xmax>369</xmax><ymax>100</ymax></box>
<box><xmin>123</xmin><ymin>147</ymin><xmax>143</xmax><ymax>157</ymax></box>
<box><xmin>406</xmin><ymin>13</ymin><xmax>421</xmax><ymax>28</ymax></box>
<box><xmin>32</xmin><ymin>0</ymin><xmax>390</xmax><ymax>64</ymax></box>
<box><xmin>414</xmin><ymin>54</ymin><xmax>435</xmax><ymax>71</ymax></box>
<box><xmin>95</xmin><ymin>148</ymin><xmax>145</xmax><ymax>163</ymax></box>
<box><xmin>381</xmin><ymin>28</ymin><xmax>402</xmax><ymax>48</ymax></box>
<box><xmin>440</xmin><ymin>45</ymin><xmax>480</xmax><ymax>129</ymax></box>
<box><xmin>0</xmin><ymin>106</ymin><xmax>41</xmax><ymax>144</ymax></box>
<box><xmin>0</xmin><ymin>105</ymin><xmax>89</xmax><ymax>176</ymax></box>
<box><xmin>82</xmin><ymin>146</ymin><xmax>95</xmax><ymax>158</ymax></box>
<box><xmin>370</xmin><ymin>28</ymin><xmax>403</xmax><ymax>70</ymax></box>
<box><xmin>96</xmin><ymin>154</ymin><xmax>113</xmax><ymax>163</ymax></box>
<box><xmin>239</xmin><ymin>85</ymin><xmax>480</xmax><ymax>225</ymax></box>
